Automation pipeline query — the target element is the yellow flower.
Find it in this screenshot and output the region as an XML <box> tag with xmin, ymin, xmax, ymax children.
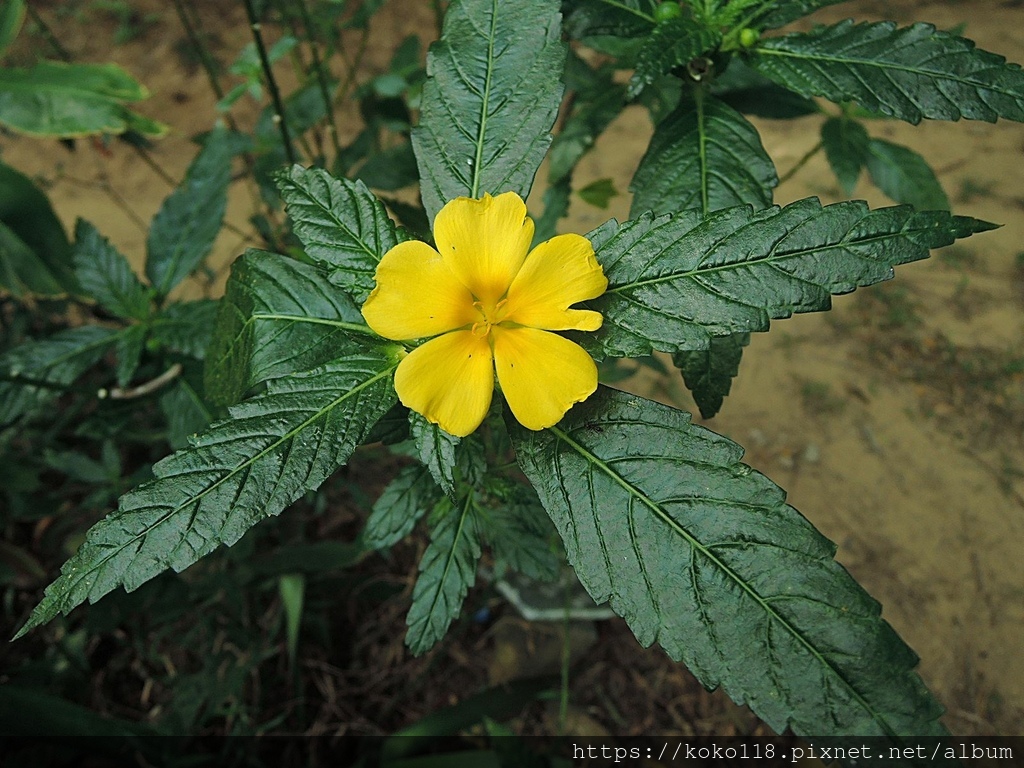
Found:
<box><xmin>361</xmin><ymin>192</ymin><xmax>607</xmax><ymax>437</ymax></box>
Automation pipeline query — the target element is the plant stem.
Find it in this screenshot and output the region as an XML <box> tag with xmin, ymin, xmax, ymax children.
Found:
<box><xmin>778</xmin><ymin>140</ymin><xmax>823</xmax><ymax>185</ymax></box>
<box><xmin>241</xmin><ymin>0</ymin><xmax>297</xmax><ymax>166</ymax></box>
<box><xmin>296</xmin><ymin>0</ymin><xmax>343</xmax><ymax>162</ymax></box>
<box><xmin>25</xmin><ymin>5</ymin><xmax>72</xmax><ymax>61</ymax></box>
<box><xmin>171</xmin><ymin>0</ymin><xmax>226</xmax><ymax>100</ymax></box>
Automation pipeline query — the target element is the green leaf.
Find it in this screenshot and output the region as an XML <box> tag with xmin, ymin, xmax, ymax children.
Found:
<box><xmin>14</xmin><ymin>350</ymin><xmax>401</xmax><ymax>638</ymax></box>
<box><xmin>0</xmin><ymin>61</ymin><xmax>167</xmax><ymax>138</ymax></box>
<box><xmin>406</xmin><ymin>496</ymin><xmax>482</xmax><ymax>655</ymax></box>
<box><xmin>363</xmin><ymin>464</ymin><xmax>439</xmax><ymax>550</ymax></box>
<box><xmin>630</xmin><ymin>92</ymin><xmax>777</xmax><ymax>219</ymax></box>
<box><xmin>0</xmin><ymin>326</ymin><xmax>120</xmax><ymax>427</ymax></box>
<box><xmin>577</xmin><ymin>178</ymin><xmax>617</xmax><ymax>209</ymax></box>
<box><xmin>411</xmin><ymin>412</ymin><xmax>460</xmax><ymax>500</ymax></box>
<box><xmin>72</xmin><ymin>220</ymin><xmax>151</xmax><ymax>320</ymax></box>
<box><xmin>821</xmin><ymin>117</ymin><xmax>871</xmax><ymax>195</ymax></box>
<box><xmin>750</xmin><ymin>21</ymin><xmax>1024</xmax><ymax>124</ymax></box>
<box><xmin>149</xmin><ymin>300</ymin><xmax>219</xmax><ymax>359</ymax></box>
<box><xmin>0</xmin><ymin>222</ymin><xmax>64</xmax><ymax>298</ymax></box>
<box><xmin>356</xmin><ymin>141</ymin><xmax>420</xmax><ymax>192</ymax></box>
<box><xmin>205</xmin><ymin>250</ymin><xmax>371</xmax><ymax>406</ymax></box>
<box><xmin>482</xmin><ymin>480</ymin><xmax>559</xmax><ymax>582</ymax></box>
<box><xmin>673</xmin><ymin>332</ymin><xmax>749</xmax><ymax>418</ymax></box>
<box><xmin>712</xmin><ymin>60</ymin><xmax>819</xmax><ymax>119</ymax></box>
<box><xmin>753</xmin><ymin>0</ymin><xmax>849</xmax><ymax>30</ymax></box>
<box><xmin>412</xmin><ymin>0</ymin><xmax>567</xmax><ymax>220</ymax></box>
<box><xmin>580</xmin><ymin>199</ymin><xmax>996</xmax><ymax>359</ymax></box>
<box><xmin>531</xmin><ymin>181</ymin><xmax>571</xmax><ymax>245</ymax></box>
<box><xmin>278</xmin><ymin>572</ymin><xmax>305</xmax><ymax>669</ymax></box>
<box><xmin>549</xmin><ymin>55</ymin><xmax>625</xmax><ymax>185</ymax></box>
<box><xmin>159</xmin><ymin>377</ymin><xmax>212</xmax><ymax>450</ymax></box>
<box><xmin>0</xmin><ymin>0</ymin><xmax>25</xmax><ymax>57</ymax></box>
<box><xmin>509</xmin><ymin>386</ymin><xmax>947</xmax><ymax>739</ymax></box>
<box><xmin>866</xmin><ymin>139</ymin><xmax>950</xmax><ymax>211</ymax></box>
<box><xmin>627</xmin><ymin>17</ymin><xmax>720</xmax><ymax>99</ymax></box>
<box><xmin>0</xmin><ymin>160</ymin><xmax>77</xmax><ymax>296</ymax></box>
<box><xmin>563</xmin><ymin>0</ymin><xmax>653</xmax><ymax>40</ymax></box>
<box><xmin>146</xmin><ymin>127</ymin><xmax>231</xmax><ymax>296</ymax></box>
<box><xmin>276</xmin><ymin>165</ymin><xmax>407</xmax><ymax>304</ymax></box>
<box><xmin>114</xmin><ymin>324</ymin><xmax>146</xmax><ymax>388</ymax></box>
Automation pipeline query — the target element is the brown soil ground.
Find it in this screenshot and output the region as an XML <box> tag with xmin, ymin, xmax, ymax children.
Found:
<box><xmin>4</xmin><ymin>0</ymin><xmax>1023</xmax><ymax>740</ymax></box>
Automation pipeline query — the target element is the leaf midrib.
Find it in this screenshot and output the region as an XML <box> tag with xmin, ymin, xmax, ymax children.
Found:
<box><xmin>548</xmin><ymin>423</ymin><xmax>898</xmax><ymax>739</ymax></box>
<box><xmin>758</xmin><ymin>40</ymin><xmax>1024</xmax><ymax>100</ymax></box>
<box><xmin>469</xmin><ymin>0</ymin><xmax>499</xmax><ymax>198</ymax></box>
<box><xmin>606</xmin><ymin>217</ymin><xmax>915</xmax><ymax>294</ymax></box>
<box><xmin>54</xmin><ymin>362</ymin><xmax>398</xmax><ymax>605</ymax></box>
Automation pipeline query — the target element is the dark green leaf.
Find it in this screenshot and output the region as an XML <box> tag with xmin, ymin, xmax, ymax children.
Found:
<box><xmin>549</xmin><ymin>55</ymin><xmax>625</xmax><ymax>185</ymax></box>
<box><xmin>0</xmin><ymin>0</ymin><xmax>25</xmax><ymax>57</ymax></box>
<box><xmin>580</xmin><ymin>199</ymin><xmax>996</xmax><ymax>359</ymax></box>
<box><xmin>72</xmin><ymin>219</ymin><xmax>151</xmax><ymax>320</ymax></box>
<box><xmin>750</xmin><ymin>21</ymin><xmax>1024</xmax><ymax>124</ymax></box>
<box><xmin>563</xmin><ymin>0</ymin><xmax>653</xmax><ymax>40</ymax></box>
<box><xmin>411</xmin><ymin>412</ymin><xmax>460</xmax><ymax>500</ymax></box>
<box><xmin>531</xmin><ymin>181</ymin><xmax>571</xmax><ymax>245</ymax></box>
<box><xmin>0</xmin><ymin>159</ymin><xmax>77</xmax><ymax>296</ymax></box>
<box><xmin>821</xmin><ymin>118</ymin><xmax>871</xmax><ymax>195</ymax></box>
<box><xmin>114</xmin><ymin>324</ymin><xmax>146</xmax><ymax>388</ymax></box>
<box><xmin>0</xmin><ymin>326</ymin><xmax>119</xmax><ymax>427</ymax></box>
<box><xmin>356</xmin><ymin>141</ymin><xmax>420</xmax><ymax>191</ymax></box>
<box><xmin>276</xmin><ymin>165</ymin><xmax>407</xmax><ymax>304</ymax></box>
<box><xmin>146</xmin><ymin>126</ymin><xmax>231</xmax><ymax>296</ymax></box>
<box><xmin>412</xmin><ymin>0</ymin><xmax>566</xmax><ymax>220</ymax></box>
<box><xmin>0</xmin><ymin>222</ymin><xmax>64</xmax><ymax>298</ymax></box>
<box><xmin>482</xmin><ymin>480</ymin><xmax>559</xmax><ymax>581</ymax></box>
<box><xmin>754</xmin><ymin>0</ymin><xmax>850</xmax><ymax>30</ymax></box>
<box><xmin>363</xmin><ymin>464</ymin><xmax>439</xmax><ymax>550</ymax></box>
<box><xmin>406</xmin><ymin>496</ymin><xmax>482</xmax><ymax>654</ymax></box>
<box><xmin>627</xmin><ymin>17</ymin><xmax>720</xmax><ymax>99</ymax></box>
<box><xmin>673</xmin><ymin>332</ymin><xmax>749</xmax><ymax>418</ymax></box>
<box><xmin>159</xmin><ymin>377</ymin><xmax>212</xmax><ymax>450</ymax></box>
<box><xmin>0</xmin><ymin>62</ymin><xmax>167</xmax><ymax>138</ymax></box>
<box><xmin>712</xmin><ymin>60</ymin><xmax>819</xmax><ymax>119</ymax></box>
<box><xmin>510</xmin><ymin>386</ymin><xmax>947</xmax><ymax>739</ymax></box>
<box><xmin>15</xmin><ymin>350</ymin><xmax>401</xmax><ymax>638</ymax></box>
<box><xmin>149</xmin><ymin>300</ymin><xmax>219</xmax><ymax>359</ymax></box>
<box><xmin>577</xmin><ymin>178</ymin><xmax>617</xmax><ymax>209</ymax></box>
<box><xmin>204</xmin><ymin>250</ymin><xmax>371</xmax><ymax>406</ymax></box>
<box><xmin>630</xmin><ymin>92</ymin><xmax>777</xmax><ymax>218</ymax></box>
<box><xmin>866</xmin><ymin>139</ymin><xmax>950</xmax><ymax>211</ymax></box>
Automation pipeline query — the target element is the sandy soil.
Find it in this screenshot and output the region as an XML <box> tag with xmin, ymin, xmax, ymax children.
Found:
<box><xmin>4</xmin><ymin>0</ymin><xmax>1022</xmax><ymax>736</ymax></box>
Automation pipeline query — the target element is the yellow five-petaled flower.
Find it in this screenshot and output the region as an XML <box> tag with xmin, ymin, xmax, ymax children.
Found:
<box><xmin>361</xmin><ymin>191</ymin><xmax>608</xmax><ymax>437</ymax></box>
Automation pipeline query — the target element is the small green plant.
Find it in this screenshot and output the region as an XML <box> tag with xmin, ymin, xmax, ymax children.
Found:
<box><xmin>8</xmin><ymin>0</ymin><xmax>1024</xmax><ymax>751</ymax></box>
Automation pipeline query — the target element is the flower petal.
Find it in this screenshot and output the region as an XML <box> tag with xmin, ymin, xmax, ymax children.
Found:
<box><xmin>492</xmin><ymin>326</ymin><xmax>598</xmax><ymax>431</ymax></box>
<box><xmin>433</xmin><ymin>192</ymin><xmax>534</xmax><ymax>304</ymax></box>
<box><xmin>394</xmin><ymin>330</ymin><xmax>494</xmax><ymax>438</ymax></box>
<box><xmin>502</xmin><ymin>233</ymin><xmax>607</xmax><ymax>331</ymax></box>
<box><xmin>362</xmin><ymin>240</ymin><xmax>478</xmax><ymax>340</ymax></box>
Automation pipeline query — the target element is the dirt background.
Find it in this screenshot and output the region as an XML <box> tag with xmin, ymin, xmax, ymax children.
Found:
<box><xmin>3</xmin><ymin>0</ymin><xmax>1023</xmax><ymax>738</ymax></box>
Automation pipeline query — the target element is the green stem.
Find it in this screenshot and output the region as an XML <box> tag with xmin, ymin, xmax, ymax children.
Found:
<box><xmin>242</xmin><ymin>0</ymin><xmax>297</xmax><ymax>166</ymax></box>
<box><xmin>171</xmin><ymin>0</ymin><xmax>225</xmax><ymax>100</ymax></box>
<box><xmin>778</xmin><ymin>140</ymin><xmax>823</xmax><ymax>185</ymax></box>
<box><xmin>599</xmin><ymin>0</ymin><xmax>654</xmax><ymax>22</ymax></box>
<box><xmin>296</xmin><ymin>0</ymin><xmax>343</xmax><ymax>162</ymax></box>
<box><xmin>25</xmin><ymin>6</ymin><xmax>71</xmax><ymax>61</ymax></box>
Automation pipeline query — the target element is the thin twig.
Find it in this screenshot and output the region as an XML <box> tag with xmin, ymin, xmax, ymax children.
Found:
<box><xmin>242</xmin><ymin>0</ymin><xmax>297</xmax><ymax>166</ymax></box>
<box><xmin>778</xmin><ymin>140</ymin><xmax>823</xmax><ymax>186</ymax></box>
<box><xmin>103</xmin><ymin>363</ymin><xmax>183</xmax><ymax>400</ymax></box>
<box><xmin>296</xmin><ymin>0</ymin><xmax>343</xmax><ymax>162</ymax></box>
<box><xmin>25</xmin><ymin>5</ymin><xmax>72</xmax><ymax>61</ymax></box>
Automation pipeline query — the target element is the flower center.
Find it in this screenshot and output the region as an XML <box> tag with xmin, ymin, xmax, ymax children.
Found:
<box><xmin>470</xmin><ymin>298</ymin><xmax>509</xmax><ymax>338</ymax></box>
